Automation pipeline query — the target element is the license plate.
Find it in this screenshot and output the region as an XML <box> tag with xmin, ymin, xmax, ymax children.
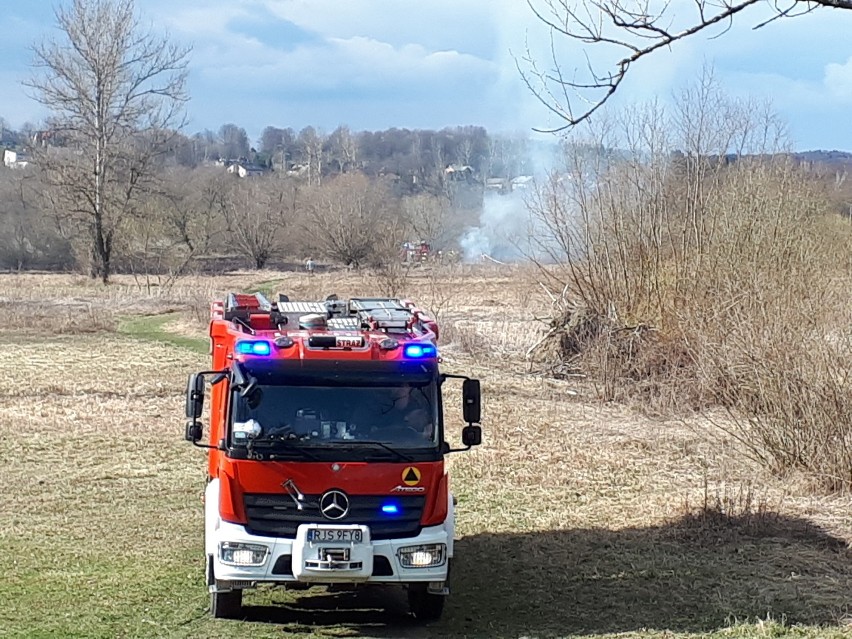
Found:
<box><xmin>307</xmin><ymin>528</ymin><xmax>363</xmax><ymax>543</ymax></box>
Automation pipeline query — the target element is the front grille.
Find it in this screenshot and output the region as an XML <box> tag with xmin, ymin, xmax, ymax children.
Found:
<box><xmin>244</xmin><ymin>493</ymin><xmax>426</xmax><ymax>540</ymax></box>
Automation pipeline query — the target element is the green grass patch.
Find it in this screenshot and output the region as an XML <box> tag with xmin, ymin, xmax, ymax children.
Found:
<box><xmin>119</xmin><ymin>313</ymin><xmax>208</xmax><ymax>354</ymax></box>
<box><xmin>245</xmin><ymin>278</ymin><xmax>287</xmax><ymax>298</ymax></box>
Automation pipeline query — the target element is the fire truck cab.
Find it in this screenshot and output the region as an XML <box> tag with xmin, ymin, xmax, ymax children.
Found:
<box><xmin>184</xmin><ymin>293</ymin><xmax>482</xmax><ymax>621</ymax></box>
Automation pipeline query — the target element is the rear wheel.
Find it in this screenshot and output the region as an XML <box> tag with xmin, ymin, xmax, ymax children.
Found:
<box><xmin>408</xmin><ymin>584</ymin><xmax>445</xmax><ymax>622</ymax></box>
<box><xmin>211</xmin><ymin>589</ymin><xmax>243</xmax><ymax>619</ymax></box>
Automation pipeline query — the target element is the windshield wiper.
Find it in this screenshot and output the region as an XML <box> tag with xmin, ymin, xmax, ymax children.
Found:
<box><xmin>318</xmin><ymin>440</ymin><xmax>415</xmax><ymax>462</ymax></box>
<box><xmin>267</xmin><ymin>450</ymin><xmax>321</xmax><ymax>461</ymax></box>
<box><xmin>247</xmin><ymin>441</ymin><xmax>321</xmax><ymax>461</ymax></box>
<box><xmin>360</xmin><ymin>440</ymin><xmax>415</xmax><ymax>462</ymax></box>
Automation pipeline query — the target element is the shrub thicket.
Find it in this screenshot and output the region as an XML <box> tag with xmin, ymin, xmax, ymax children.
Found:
<box><xmin>531</xmin><ymin>77</ymin><xmax>852</xmax><ymax>491</ymax></box>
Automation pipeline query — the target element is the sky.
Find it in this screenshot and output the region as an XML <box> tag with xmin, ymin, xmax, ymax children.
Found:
<box><xmin>1</xmin><ymin>0</ymin><xmax>851</xmax><ymax>151</ymax></box>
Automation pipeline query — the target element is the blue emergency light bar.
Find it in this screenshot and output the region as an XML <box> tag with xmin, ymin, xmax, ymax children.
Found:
<box><xmin>403</xmin><ymin>343</ymin><xmax>437</xmax><ymax>359</ymax></box>
<box><xmin>235</xmin><ymin>340</ymin><xmax>272</xmax><ymax>356</ymax></box>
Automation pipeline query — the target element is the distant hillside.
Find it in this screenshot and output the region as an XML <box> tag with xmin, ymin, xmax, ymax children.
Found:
<box><xmin>792</xmin><ymin>150</ymin><xmax>852</xmax><ymax>166</ymax></box>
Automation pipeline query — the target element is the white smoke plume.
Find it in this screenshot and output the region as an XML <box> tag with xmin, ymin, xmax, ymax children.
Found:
<box><xmin>460</xmin><ymin>190</ymin><xmax>532</xmax><ymax>262</ymax></box>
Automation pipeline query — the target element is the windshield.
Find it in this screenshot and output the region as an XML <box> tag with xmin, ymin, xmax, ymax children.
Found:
<box><xmin>230</xmin><ymin>380</ymin><xmax>440</xmax><ymax>452</ymax></box>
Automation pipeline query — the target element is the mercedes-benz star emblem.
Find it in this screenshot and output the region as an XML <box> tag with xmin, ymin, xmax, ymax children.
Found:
<box><xmin>319</xmin><ymin>490</ymin><xmax>350</xmax><ymax>520</ymax></box>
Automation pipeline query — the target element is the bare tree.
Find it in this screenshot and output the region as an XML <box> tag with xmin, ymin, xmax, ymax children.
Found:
<box><xmin>0</xmin><ymin>167</ymin><xmax>73</xmax><ymax>271</ymax></box>
<box><xmin>0</xmin><ymin>170</ymin><xmax>36</xmax><ymax>271</ymax></box>
<box><xmin>260</xmin><ymin>126</ymin><xmax>297</xmax><ymax>168</ymax></box>
<box><xmin>25</xmin><ymin>0</ymin><xmax>190</xmax><ymax>282</ymax></box>
<box><xmin>403</xmin><ymin>194</ymin><xmax>456</xmax><ymax>249</ymax></box>
<box><xmin>456</xmin><ymin>138</ymin><xmax>474</xmax><ymax>167</ymax></box>
<box><xmin>298</xmin><ymin>126</ymin><xmax>325</xmax><ymax>186</ymax></box>
<box><xmin>303</xmin><ymin>173</ymin><xmax>402</xmax><ymax>268</ymax></box>
<box><xmin>152</xmin><ymin>167</ymin><xmax>226</xmax><ymax>284</ymax></box>
<box><xmin>326</xmin><ymin>125</ymin><xmax>358</xmax><ymax>174</ymax></box>
<box><xmin>523</xmin><ymin>0</ymin><xmax>852</xmax><ymax>130</ymax></box>
<box><xmin>219</xmin><ymin>123</ymin><xmax>250</xmax><ymax>159</ymax></box>
<box><xmin>221</xmin><ymin>175</ymin><xmax>300</xmax><ymax>269</ymax></box>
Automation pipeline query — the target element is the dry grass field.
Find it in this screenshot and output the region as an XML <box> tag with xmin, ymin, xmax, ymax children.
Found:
<box><xmin>1</xmin><ymin>268</ymin><xmax>851</xmax><ymax>639</ymax></box>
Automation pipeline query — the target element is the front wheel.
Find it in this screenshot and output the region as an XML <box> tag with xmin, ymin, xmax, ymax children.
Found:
<box><xmin>211</xmin><ymin>589</ymin><xmax>243</xmax><ymax>619</ymax></box>
<box><xmin>408</xmin><ymin>584</ymin><xmax>445</xmax><ymax>622</ymax></box>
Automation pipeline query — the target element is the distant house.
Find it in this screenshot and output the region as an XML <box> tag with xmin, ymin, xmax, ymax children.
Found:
<box><xmin>226</xmin><ymin>162</ymin><xmax>266</xmax><ymax>178</ymax></box>
<box><xmin>444</xmin><ymin>164</ymin><xmax>474</xmax><ymax>182</ymax></box>
<box><xmin>287</xmin><ymin>163</ymin><xmax>309</xmax><ymax>176</ymax></box>
<box><xmin>485</xmin><ymin>177</ymin><xmax>509</xmax><ymax>194</ymax></box>
<box><xmin>3</xmin><ymin>149</ymin><xmax>29</xmax><ymax>169</ymax></box>
<box><xmin>511</xmin><ymin>175</ymin><xmax>534</xmax><ymax>190</ymax></box>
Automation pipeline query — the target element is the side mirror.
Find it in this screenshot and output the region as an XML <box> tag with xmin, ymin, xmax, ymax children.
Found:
<box><xmin>186</xmin><ymin>374</ymin><xmax>204</xmax><ymax>419</ymax></box>
<box><xmin>462</xmin><ymin>424</ymin><xmax>482</xmax><ymax>447</ymax></box>
<box><xmin>184</xmin><ymin>369</ymin><xmax>228</xmax><ymax>448</ymax></box>
<box><xmin>462</xmin><ymin>378</ymin><xmax>481</xmax><ymax>424</ymax></box>
<box><xmin>185</xmin><ymin>420</ymin><xmax>203</xmax><ymax>443</ymax></box>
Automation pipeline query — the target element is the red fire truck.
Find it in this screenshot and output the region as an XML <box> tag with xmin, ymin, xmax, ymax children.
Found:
<box><xmin>184</xmin><ymin>293</ymin><xmax>482</xmax><ymax>621</ymax></box>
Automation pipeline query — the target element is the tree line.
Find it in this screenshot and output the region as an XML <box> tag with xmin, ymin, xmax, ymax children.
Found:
<box><xmin>2</xmin><ymin>110</ymin><xmax>529</xmax><ymax>277</ymax></box>
<box><xmin>5</xmin><ymin>0</ymin><xmax>847</xmax><ymax>286</ymax></box>
<box><xmin>4</xmin><ymin>119</ymin><xmax>536</xmax><ymax>187</ymax></box>
<box><xmin>0</xmin><ymin>0</ymin><xmax>544</xmax><ymax>283</ymax></box>
<box><xmin>0</xmin><ymin>158</ymin><xmax>485</xmax><ymax>277</ymax></box>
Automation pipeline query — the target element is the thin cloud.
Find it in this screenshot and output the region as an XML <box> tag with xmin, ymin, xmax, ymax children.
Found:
<box><xmin>2</xmin><ymin>0</ymin><xmax>852</xmax><ymax>147</ymax></box>
<box><xmin>824</xmin><ymin>57</ymin><xmax>852</xmax><ymax>101</ymax></box>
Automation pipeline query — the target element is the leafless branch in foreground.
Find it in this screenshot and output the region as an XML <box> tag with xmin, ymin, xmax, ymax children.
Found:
<box><xmin>523</xmin><ymin>0</ymin><xmax>852</xmax><ymax>132</ymax></box>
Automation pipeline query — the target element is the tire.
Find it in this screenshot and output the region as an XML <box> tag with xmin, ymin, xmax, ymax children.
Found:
<box><xmin>408</xmin><ymin>584</ymin><xmax>445</xmax><ymax>622</ymax></box>
<box><xmin>211</xmin><ymin>589</ymin><xmax>243</xmax><ymax>619</ymax></box>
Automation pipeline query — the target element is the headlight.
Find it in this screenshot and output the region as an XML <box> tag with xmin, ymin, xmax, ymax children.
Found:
<box><xmin>397</xmin><ymin>543</ymin><xmax>446</xmax><ymax>568</ymax></box>
<box><xmin>219</xmin><ymin>542</ymin><xmax>269</xmax><ymax>566</ymax></box>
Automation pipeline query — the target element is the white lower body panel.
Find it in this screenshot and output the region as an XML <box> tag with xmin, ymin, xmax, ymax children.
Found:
<box><xmin>209</xmin><ymin>520</ymin><xmax>449</xmax><ymax>586</ymax></box>
<box><xmin>204</xmin><ymin>480</ymin><xmax>452</xmax><ymax>590</ymax></box>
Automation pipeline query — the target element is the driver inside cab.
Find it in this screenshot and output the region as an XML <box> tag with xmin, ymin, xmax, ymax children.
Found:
<box><xmin>351</xmin><ymin>384</ymin><xmax>434</xmax><ymax>444</ymax></box>
<box><xmin>403</xmin><ymin>407</ymin><xmax>433</xmax><ymax>440</ymax></box>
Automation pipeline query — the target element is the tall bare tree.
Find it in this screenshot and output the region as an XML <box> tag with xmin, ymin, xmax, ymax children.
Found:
<box><xmin>219</xmin><ymin>123</ymin><xmax>250</xmax><ymax>160</ymax></box>
<box><xmin>326</xmin><ymin>125</ymin><xmax>358</xmax><ymax>174</ymax></box>
<box><xmin>221</xmin><ymin>175</ymin><xmax>300</xmax><ymax>269</ymax></box>
<box><xmin>135</xmin><ymin>167</ymin><xmax>227</xmax><ymax>285</ymax></box>
<box><xmin>303</xmin><ymin>173</ymin><xmax>401</xmax><ymax>268</ymax></box>
<box><xmin>403</xmin><ymin>194</ymin><xmax>455</xmax><ymax>248</ymax></box>
<box><xmin>26</xmin><ymin>0</ymin><xmax>190</xmax><ymax>282</ymax></box>
<box><xmin>298</xmin><ymin>126</ymin><xmax>325</xmax><ymax>186</ymax></box>
<box><xmin>523</xmin><ymin>0</ymin><xmax>852</xmax><ymax>130</ymax></box>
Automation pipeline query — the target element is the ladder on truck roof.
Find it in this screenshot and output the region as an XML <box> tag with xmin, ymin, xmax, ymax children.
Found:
<box><xmin>350</xmin><ymin>298</ymin><xmax>412</xmax><ymax>330</ymax></box>
<box><xmin>223</xmin><ymin>292</ymin><xmax>271</xmax><ymax>319</ymax></box>
<box><xmin>219</xmin><ymin>292</ymin><xmax>438</xmax><ymax>338</ymax></box>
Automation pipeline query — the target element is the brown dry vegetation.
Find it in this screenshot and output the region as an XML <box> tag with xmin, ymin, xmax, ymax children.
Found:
<box><xmin>1</xmin><ymin>268</ymin><xmax>851</xmax><ymax>638</ymax></box>
<box><xmin>526</xmin><ymin>84</ymin><xmax>852</xmax><ymax>493</ymax></box>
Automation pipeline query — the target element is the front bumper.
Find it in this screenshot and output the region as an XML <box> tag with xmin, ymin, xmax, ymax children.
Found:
<box><xmin>209</xmin><ymin>520</ymin><xmax>450</xmax><ymax>588</ymax></box>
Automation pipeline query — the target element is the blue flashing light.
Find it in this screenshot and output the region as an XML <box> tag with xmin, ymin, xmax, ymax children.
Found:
<box><xmin>236</xmin><ymin>340</ymin><xmax>272</xmax><ymax>356</ymax></box>
<box><xmin>403</xmin><ymin>343</ymin><xmax>437</xmax><ymax>359</ymax></box>
<box><xmin>381</xmin><ymin>502</ymin><xmax>401</xmax><ymax>515</ymax></box>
